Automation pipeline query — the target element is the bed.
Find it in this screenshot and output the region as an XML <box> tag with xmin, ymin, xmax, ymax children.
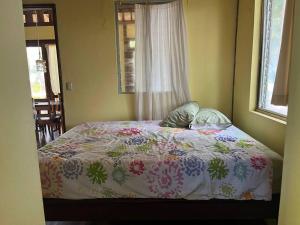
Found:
<box><xmin>39</xmin><ymin>121</ymin><xmax>282</xmax><ymax>221</ymax></box>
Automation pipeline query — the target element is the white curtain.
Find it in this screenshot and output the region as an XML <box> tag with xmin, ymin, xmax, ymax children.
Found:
<box><xmin>135</xmin><ymin>0</ymin><xmax>190</xmax><ymax>120</ymax></box>
<box><xmin>46</xmin><ymin>44</ymin><xmax>61</xmax><ymax>95</ymax></box>
<box><xmin>271</xmin><ymin>0</ymin><xmax>295</xmax><ymax>106</ymax></box>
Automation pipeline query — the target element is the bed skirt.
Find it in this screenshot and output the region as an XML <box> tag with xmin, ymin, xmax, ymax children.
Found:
<box><xmin>43</xmin><ymin>194</ymin><xmax>280</xmax><ymax>221</ymax></box>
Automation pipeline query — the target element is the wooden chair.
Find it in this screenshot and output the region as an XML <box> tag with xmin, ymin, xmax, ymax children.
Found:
<box><xmin>52</xmin><ymin>94</ymin><xmax>63</xmax><ymax>135</ymax></box>
<box><xmin>33</xmin><ymin>98</ymin><xmax>49</xmax><ymax>138</ymax></box>
<box><xmin>34</xmin><ymin>98</ymin><xmax>61</xmax><ymax>141</ymax></box>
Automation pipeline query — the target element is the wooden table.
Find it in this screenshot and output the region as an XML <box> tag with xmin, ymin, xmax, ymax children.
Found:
<box><xmin>34</xmin><ymin>100</ymin><xmax>61</xmax><ymax>113</ymax></box>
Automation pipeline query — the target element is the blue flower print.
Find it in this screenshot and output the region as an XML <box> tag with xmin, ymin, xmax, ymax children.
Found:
<box><xmin>125</xmin><ymin>136</ymin><xmax>148</xmax><ymax>145</ymax></box>
<box><xmin>216</xmin><ymin>135</ymin><xmax>237</xmax><ymax>143</ymax></box>
<box><xmin>181</xmin><ymin>156</ymin><xmax>205</xmax><ymax>176</ymax></box>
<box><xmin>233</xmin><ymin>162</ymin><xmax>248</xmax><ymax>181</ymax></box>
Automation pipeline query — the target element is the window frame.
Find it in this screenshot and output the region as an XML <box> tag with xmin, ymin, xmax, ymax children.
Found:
<box><xmin>114</xmin><ymin>1</ymin><xmax>136</xmax><ymax>94</ymax></box>
<box><xmin>114</xmin><ymin>0</ymin><xmax>178</xmax><ymax>94</ymax></box>
<box><xmin>23</xmin><ymin>8</ymin><xmax>54</xmax><ymax>27</ymax></box>
<box><xmin>256</xmin><ymin>0</ymin><xmax>288</xmax><ymax>120</ymax></box>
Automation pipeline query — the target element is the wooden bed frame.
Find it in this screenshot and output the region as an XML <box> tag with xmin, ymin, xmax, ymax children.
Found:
<box><xmin>43</xmin><ymin>194</ymin><xmax>280</xmax><ymax>221</ymax></box>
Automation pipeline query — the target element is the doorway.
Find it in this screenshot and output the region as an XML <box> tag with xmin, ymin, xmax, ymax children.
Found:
<box><xmin>23</xmin><ymin>4</ymin><xmax>65</xmax><ymax>148</ymax></box>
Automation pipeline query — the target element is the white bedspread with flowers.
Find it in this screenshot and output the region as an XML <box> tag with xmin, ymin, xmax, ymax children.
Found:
<box><xmin>39</xmin><ymin>121</ymin><xmax>274</xmax><ymax>200</ymax></box>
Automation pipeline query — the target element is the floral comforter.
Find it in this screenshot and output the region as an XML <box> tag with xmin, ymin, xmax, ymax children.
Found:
<box><xmin>39</xmin><ymin>121</ymin><xmax>276</xmax><ymax>200</ymax></box>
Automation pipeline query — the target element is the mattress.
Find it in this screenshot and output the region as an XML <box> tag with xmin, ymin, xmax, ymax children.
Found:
<box><xmin>38</xmin><ymin>121</ymin><xmax>282</xmax><ymax>200</ymax></box>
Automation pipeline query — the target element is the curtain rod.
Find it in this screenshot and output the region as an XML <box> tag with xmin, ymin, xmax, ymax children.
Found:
<box><xmin>23</xmin><ymin>7</ymin><xmax>52</xmax><ymax>11</ymax></box>
<box><xmin>115</xmin><ymin>0</ymin><xmax>175</xmax><ymax>4</ymax></box>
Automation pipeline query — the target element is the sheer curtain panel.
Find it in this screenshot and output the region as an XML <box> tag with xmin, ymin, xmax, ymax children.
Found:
<box><xmin>135</xmin><ymin>0</ymin><xmax>190</xmax><ymax>120</ymax></box>
<box><xmin>46</xmin><ymin>44</ymin><xmax>61</xmax><ymax>95</ymax></box>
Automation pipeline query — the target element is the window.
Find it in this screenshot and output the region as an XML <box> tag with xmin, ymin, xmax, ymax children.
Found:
<box><xmin>23</xmin><ymin>9</ymin><xmax>53</xmax><ymax>27</ymax></box>
<box><xmin>26</xmin><ymin>41</ymin><xmax>61</xmax><ymax>99</ymax></box>
<box><xmin>258</xmin><ymin>0</ymin><xmax>288</xmax><ymax>117</ymax></box>
<box><xmin>32</xmin><ymin>13</ymin><xmax>38</xmax><ymax>23</ymax></box>
<box><xmin>43</xmin><ymin>13</ymin><xmax>50</xmax><ymax>23</ymax></box>
<box><xmin>115</xmin><ymin>2</ymin><xmax>136</xmax><ymax>93</ymax></box>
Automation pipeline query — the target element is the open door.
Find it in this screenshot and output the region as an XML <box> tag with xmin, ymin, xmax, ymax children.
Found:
<box><xmin>23</xmin><ymin>4</ymin><xmax>65</xmax><ymax>148</ymax></box>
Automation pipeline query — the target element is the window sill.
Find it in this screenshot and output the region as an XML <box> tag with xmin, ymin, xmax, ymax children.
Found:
<box><xmin>251</xmin><ymin>110</ymin><xmax>287</xmax><ymax>125</ymax></box>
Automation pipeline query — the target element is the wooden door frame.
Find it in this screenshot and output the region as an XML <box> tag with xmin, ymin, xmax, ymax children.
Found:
<box><xmin>23</xmin><ymin>4</ymin><xmax>66</xmax><ymax>132</ymax></box>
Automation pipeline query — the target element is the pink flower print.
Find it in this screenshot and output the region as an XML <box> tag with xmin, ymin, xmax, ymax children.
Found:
<box><xmin>250</xmin><ymin>155</ymin><xmax>267</xmax><ymax>170</ymax></box>
<box><xmin>156</xmin><ymin>140</ymin><xmax>177</xmax><ymax>151</ymax></box>
<box><xmin>147</xmin><ymin>160</ymin><xmax>183</xmax><ymax>198</ymax></box>
<box><xmin>118</xmin><ymin>128</ymin><xmax>142</xmax><ymax>136</ymax></box>
<box><xmin>198</xmin><ymin>129</ymin><xmax>222</xmax><ymax>135</ymax></box>
<box><xmin>129</xmin><ymin>160</ymin><xmax>145</xmax><ymax>175</ymax></box>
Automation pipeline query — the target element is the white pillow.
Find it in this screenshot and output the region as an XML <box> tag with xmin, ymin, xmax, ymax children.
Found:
<box><xmin>189</xmin><ymin>108</ymin><xmax>232</xmax><ymax>130</ymax></box>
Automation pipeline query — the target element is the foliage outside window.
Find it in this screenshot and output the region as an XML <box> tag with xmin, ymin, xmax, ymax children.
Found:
<box><xmin>258</xmin><ymin>0</ymin><xmax>288</xmax><ymax>117</ymax></box>
<box><xmin>26</xmin><ymin>47</ymin><xmax>47</xmax><ymax>99</ymax></box>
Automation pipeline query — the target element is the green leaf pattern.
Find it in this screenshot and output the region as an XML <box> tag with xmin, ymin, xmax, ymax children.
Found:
<box><xmin>87</xmin><ymin>162</ymin><xmax>107</xmax><ymax>184</ymax></box>
<box><xmin>208</xmin><ymin>158</ymin><xmax>229</xmax><ymax>179</ymax></box>
<box><xmin>214</xmin><ymin>142</ymin><xmax>230</xmax><ymax>153</ymax></box>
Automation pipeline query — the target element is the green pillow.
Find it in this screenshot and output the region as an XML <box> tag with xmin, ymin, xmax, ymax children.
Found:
<box><xmin>160</xmin><ymin>102</ymin><xmax>200</xmax><ymax>128</ymax></box>
<box><xmin>190</xmin><ymin>108</ymin><xmax>231</xmax><ymax>129</ymax></box>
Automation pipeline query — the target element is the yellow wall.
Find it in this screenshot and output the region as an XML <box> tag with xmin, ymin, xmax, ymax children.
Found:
<box><xmin>22</xmin><ymin>0</ymin><xmax>237</xmax><ymax>129</ymax></box>
<box><xmin>25</xmin><ymin>26</ymin><xmax>55</xmax><ymax>40</ymax></box>
<box><xmin>233</xmin><ymin>0</ymin><xmax>286</xmax><ymax>155</ymax></box>
<box><xmin>185</xmin><ymin>0</ymin><xmax>238</xmax><ymax>118</ymax></box>
<box><xmin>0</xmin><ymin>0</ymin><xmax>45</xmax><ymax>224</ymax></box>
<box><xmin>23</xmin><ymin>0</ymin><xmax>136</xmax><ymax>129</ymax></box>
<box><xmin>278</xmin><ymin>1</ymin><xmax>300</xmax><ymax>224</ymax></box>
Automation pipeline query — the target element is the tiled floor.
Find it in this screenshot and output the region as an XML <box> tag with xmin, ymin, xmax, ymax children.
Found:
<box><xmin>36</xmin><ymin>127</ymin><xmax>61</xmax><ymax>148</ymax></box>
